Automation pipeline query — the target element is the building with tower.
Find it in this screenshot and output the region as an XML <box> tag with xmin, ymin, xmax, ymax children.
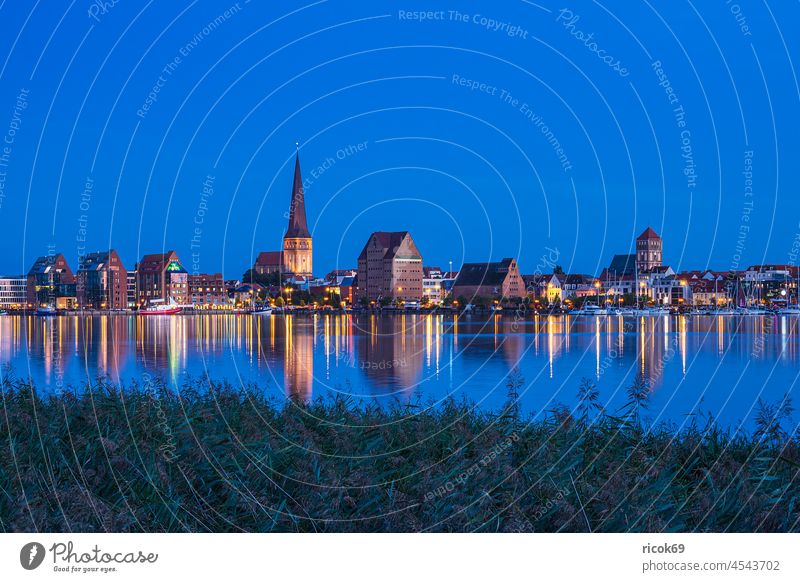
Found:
<box><xmin>282</xmin><ymin>149</ymin><xmax>313</xmax><ymax>278</ymax></box>
<box><xmin>252</xmin><ymin>148</ymin><xmax>313</xmax><ymax>281</ymax></box>
<box><xmin>636</xmin><ymin>227</ymin><xmax>663</xmax><ymax>273</ymax></box>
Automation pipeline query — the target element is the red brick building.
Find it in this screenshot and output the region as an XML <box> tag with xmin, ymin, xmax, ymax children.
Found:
<box><xmin>253</xmin><ymin>251</ymin><xmax>284</xmax><ymax>275</ymax></box>
<box><xmin>26</xmin><ymin>253</ymin><xmax>76</xmax><ymax>308</ymax></box>
<box><xmin>135</xmin><ymin>251</ymin><xmax>188</xmax><ymax>306</ymax></box>
<box><xmin>76</xmin><ymin>250</ymin><xmax>128</xmax><ymax>309</ymax></box>
<box><xmin>356</xmin><ymin>231</ymin><xmax>423</xmax><ymax>302</ymax></box>
<box><xmin>188</xmin><ymin>273</ymin><xmax>228</xmax><ymax>308</ymax></box>
<box><xmin>451</xmin><ymin>258</ymin><xmax>525</xmax><ymax>300</ymax></box>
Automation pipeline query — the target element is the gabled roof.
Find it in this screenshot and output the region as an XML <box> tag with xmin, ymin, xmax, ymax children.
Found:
<box><xmin>27</xmin><ymin>254</ymin><xmax>73</xmax><ymax>279</ymax></box>
<box><xmin>454</xmin><ymin>258</ymin><xmax>515</xmax><ymax>287</ymax></box>
<box><xmin>607</xmin><ymin>254</ymin><xmax>637</xmax><ymax>276</ymax></box>
<box><xmin>77</xmin><ymin>250</ymin><xmax>120</xmax><ymax>273</ymax></box>
<box><xmin>637</xmin><ymin>226</ymin><xmax>661</xmax><ymax>240</ymax></box>
<box><xmin>564</xmin><ymin>274</ymin><xmax>594</xmax><ymax>285</ymax></box>
<box><xmin>284</xmin><ymin>151</ymin><xmax>310</xmax><ymax>239</ymax></box>
<box><xmin>358</xmin><ymin>231</ymin><xmax>421</xmax><ymax>261</ymax></box>
<box><xmin>255</xmin><ymin>251</ymin><xmax>284</xmax><ymax>267</ymax></box>
<box><xmin>137</xmin><ymin>251</ymin><xmax>184</xmax><ymax>274</ymax></box>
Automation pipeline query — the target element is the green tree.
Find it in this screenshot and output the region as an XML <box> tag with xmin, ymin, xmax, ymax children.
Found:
<box><xmin>242</xmin><ymin>269</ymin><xmax>282</xmax><ymax>288</ymax></box>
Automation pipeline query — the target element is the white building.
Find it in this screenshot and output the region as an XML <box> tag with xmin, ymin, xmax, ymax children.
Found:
<box><xmin>423</xmin><ymin>266</ymin><xmax>444</xmax><ymax>305</ymax></box>
<box><xmin>0</xmin><ymin>275</ymin><xmax>27</xmax><ymax>310</ymax></box>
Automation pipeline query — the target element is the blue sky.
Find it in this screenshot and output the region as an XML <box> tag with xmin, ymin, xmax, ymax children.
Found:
<box><xmin>0</xmin><ymin>0</ymin><xmax>798</xmax><ymax>278</ymax></box>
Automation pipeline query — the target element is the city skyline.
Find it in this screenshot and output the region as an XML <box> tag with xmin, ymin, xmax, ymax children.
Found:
<box><xmin>0</xmin><ymin>2</ymin><xmax>798</xmax><ymax>281</ymax></box>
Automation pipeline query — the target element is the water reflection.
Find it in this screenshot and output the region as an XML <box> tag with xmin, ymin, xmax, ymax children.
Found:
<box><xmin>0</xmin><ymin>313</ymin><xmax>799</xmax><ymax>426</ymax></box>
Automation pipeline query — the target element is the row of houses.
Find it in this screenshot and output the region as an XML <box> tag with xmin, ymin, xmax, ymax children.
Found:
<box><xmin>327</xmin><ymin>227</ymin><xmax>800</xmax><ymax>308</ymax></box>
<box><xmin>0</xmin><ymin>250</ymin><xmax>231</xmax><ymax>310</ymax></box>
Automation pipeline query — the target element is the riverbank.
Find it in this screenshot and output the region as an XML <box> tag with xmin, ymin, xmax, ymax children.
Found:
<box><xmin>1</xmin><ymin>376</ymin><xmax>797</xmax><ymax>532</ymax></box>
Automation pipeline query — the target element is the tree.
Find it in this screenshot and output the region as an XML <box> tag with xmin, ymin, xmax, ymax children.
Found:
<box><xmin>275</xmin><ymin>296</ymin><xmax>285</xmax><ymax>308</ymax></box>
<box><xmin>553</xmin><ymin>265</ymin><xmax>565</xmax><ymax>275</ymax></box>
<box><xmin>242</xmin><ymin>269</ymin><xmax>282</xmax><ymax>287</ymax></box>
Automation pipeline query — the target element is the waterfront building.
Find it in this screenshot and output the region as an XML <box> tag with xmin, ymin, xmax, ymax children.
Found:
<box><xmin>0</xmin><ymin>275</ymin><xmax>27</xmax><ymax>310</ymax></box>
<box><xmin>126</xmin><ymin>270</ymin><xmax>137</xmax><ymax>308</ymax></box>
<box><xmin>451</xmin><ymin>258</ymin><xmax>525</xmax><ymax>301</ymax></box>
<box><xmin>232</xmin><ymin>283</ymin><xmax>264</xmax><ymax>306</ymax></box>
<box><xmin>318</xmin><ymin>270</ymin><xmax>357</xmax><ymax>306</ymax></box>
<box><xmin>561</xmin><ymin>274</ymin><xmax>598</xmax><ymax>298</ymax></box>
<box><xmin>684</xmin><ymin>277</ymin><xmax>730</xmax><ymax>306</ymax></box>
<box><xmin>422</xmin><ymin>266</ymin><xmax>444</xmax><ymax>305</ymax></box>
<box><xmin>26</xmin><ymin>254</ymin><xmax>76</xmax><ymax>308</ymax></box>
<box><xmin>649</xmin><ymin>271</ymin><xmax>691</xmax><ymax>306</ymax></box>
<box><xmin>682</xmin><ymin>271</ymin><xmax>731</xmax><ymax>306</ymax></box>
<box><xmin>135</xmin><ymin>251</ymin><xmax>188</xmax><ymax>306</ymax></box>
<box><xmin>356</xmin><ymin>231</ymin><xmax>424</xmax><ymax>302</ymax></box>
<box><xmin>188</xmin><ymin>273</ymin><xmax>229</xmax><ymax>308</ymax></box>
<box><xmin>742</xmin><ymin>264</ymin><xmax>797</xmax><ymax>305</ymax></box>
<box><xmin>76</xmin><ymin>250</ymin><xmax>128</xmax><ymax>309</ymax></box>
<box><xmin>636</xmin><ymin>227</ymin><xmax>663</xmax><ymax>273</ymax></box>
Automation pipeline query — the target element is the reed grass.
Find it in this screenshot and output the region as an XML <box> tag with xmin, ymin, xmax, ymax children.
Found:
<box><xmin>0</xmin><ymin>373</ymin><xmax>798</xmax><ymax>532</ymax></box>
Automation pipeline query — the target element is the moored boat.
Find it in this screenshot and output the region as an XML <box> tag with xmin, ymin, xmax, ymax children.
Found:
<box><xmin>35</xmin><ymin>305</ymin><xmax>57</xmax><ymax>316</ymax></box>
<box><xmin>573</xmin><ymin>304</ymin><xmax>608</xmax><ymax>316</ymax></box>
<box><xmin>139</xmin><ymin>298</ymin><xmax>182</xmax><ymax>315</ymax></box>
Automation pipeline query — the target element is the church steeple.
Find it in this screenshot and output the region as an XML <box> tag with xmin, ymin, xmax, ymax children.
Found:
<box><xmin>285</xmin><ymin>148</ymin><xmax>310</xmax><ymax>239</ymax></box>
<box><xmin>282</xmin><ymin>145</ymin><xmax>313</xmax><ymax>278</ymax></box>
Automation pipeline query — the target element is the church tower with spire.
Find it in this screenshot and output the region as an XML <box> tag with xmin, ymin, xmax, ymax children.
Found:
<box><xmin>283</xmin><ymin>149</ymin><xmax>313</xmax><ymax>278</ymax></box>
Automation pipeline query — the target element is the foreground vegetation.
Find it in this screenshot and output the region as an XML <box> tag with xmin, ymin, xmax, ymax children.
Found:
<box><xmin>0</xmin><ymin>374</ymin><xmax>798</xmax><ymax>532</ymax></box>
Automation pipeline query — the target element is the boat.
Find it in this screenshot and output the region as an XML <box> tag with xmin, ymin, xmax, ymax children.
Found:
<box><xmin>742</xmin><ymin>307</ymin><xmax>771</xmax><ymax>316</ymax></box>
<box><xmin>629</xmin><ymin>307</ymin><xmax>670</xmax><ymax>316</ymax></box>
<box><xmin>778</xmin><ymin>307</ymin><xmax>800</xmax><ymax>315</ymax></box>
<box><xmin>139</xmin><ymin>298</ymin><xmax>182</xmax><ymax>315</ymax></box>
<box><xmin>252</xmin><ymin>306</ymin><xmax>273</xmax><ymax>315</ymax></box>
<box><xmin>35</xmin><ymin>306</ymin><xmax>57</xmax><ymax>316</ymax></box>
<box><xmin>573</xmin><ymin>304</ymin><xmax>608</xmax><ymax>316</ymax></box>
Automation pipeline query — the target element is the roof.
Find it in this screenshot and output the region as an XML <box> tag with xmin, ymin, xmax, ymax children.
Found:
<box><xmin>607</xmin><ymin>254</ymin><xmax>637</xmax><ymax>276</ymax></box>
<box><xmin>284</xmin><ymin>151</ymin><xmax>310</xmax><ymax>238</ymax></box>
<box><xmin>255</xmin><ymin>251</ymin><xmax>284</xmax><ymax>267</ymax></box>
<box><xmin>27</xmin><ymin>254</ymin><xmax>73</xmax><ymax>278</ymax></box>
<box><xmin>423</xmin><ymin>266</ymin><xmax>442</xmax><ymax>277</ymax></box>
<box><xmin>358</xmin><ymin>231</ymin><xmax>421</xmax><ymax>261</ymax></box>
<box><xmin>137</xmin><ymin>251</ymin><xmax>184</xmax><ymax>274</ymax></box>
<box><xmin>454</xmin><ymin>258</ymin><xmax>515</xmax><ymax>287</ymax></box>
<box><xmin>564</xmin><ymin>274</ymin><xmax>594</xmax><ymax>285</ymax></box>
<box><xmin>638</xmin><ymin>227</ymin><xmax>661</xmax><ymax>240</ymax></box>
<box><xmin>77</xmin><ymin>250</ymin><xmax>118</xmax><ymax>273</ymax></box>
